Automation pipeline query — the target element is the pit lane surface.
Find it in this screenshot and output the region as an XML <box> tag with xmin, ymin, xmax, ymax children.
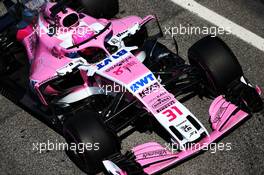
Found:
<box><xmin>0</xmin><ymin>0</ymin><xmax>264</xmax><ymax>174</ymax></box>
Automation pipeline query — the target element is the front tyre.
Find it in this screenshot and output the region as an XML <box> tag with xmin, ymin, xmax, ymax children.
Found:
<box><xmin>188</xmin><ymin>35</ymin><xmax>243</xmax><ymax>95</ymax></box>
<box><xmin>63</xmin><ymin>110</ymin><xmax>121</xmax><ymax>174</ymax></box>
<box><xmin>188</xmin><ymin>35</ymin><xmax>263</xmax><ymax>112</ymax></box>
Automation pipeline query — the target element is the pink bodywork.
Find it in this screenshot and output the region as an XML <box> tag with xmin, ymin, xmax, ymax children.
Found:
<box><xmin>18</xmin><ymin>2</ymin><xmax>147</xmax><ymax>105</ymax></box>
<box><xmin>96</xmin><ymin>50</ymin><xmax>250</xmax><ymax>174</ymax></box>
<box><xmin>131</xmin><ymin>96</ymin><xmax>249</xmax><ymax>174</ymax></box>
<box><xmin>17</xmin><ymin>3</ymin><xmax>251</xmax><ymax>174</ymax></box>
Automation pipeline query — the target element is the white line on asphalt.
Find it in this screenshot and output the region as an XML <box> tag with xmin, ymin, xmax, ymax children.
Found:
<box><xmin>170</xmin><ymin>0</ymin><xmax>264</xmax><ymax>52</ymax></box>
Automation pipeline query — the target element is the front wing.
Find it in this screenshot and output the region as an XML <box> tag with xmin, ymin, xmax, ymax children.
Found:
<box><xmin>104</xmin><ymin>95</ymin><xmax>249</xmax><ymax>175</ymax></box>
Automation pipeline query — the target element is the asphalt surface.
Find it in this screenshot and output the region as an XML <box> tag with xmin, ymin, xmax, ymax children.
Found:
<box><xmin>0</xmin><ymin>0</ymin><xmax>264</xmax><ymax>175</ymax></box>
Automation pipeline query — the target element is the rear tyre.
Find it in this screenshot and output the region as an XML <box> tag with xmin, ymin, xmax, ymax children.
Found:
<box><xmin>63</xmin><ymin>110</ymin><xmax>121</xmax><ymax>174</ymax></box>
<box><xmin>188</xmin><ymin>35</ymin><xmax>243</xmax><ymax>95</ymax></box>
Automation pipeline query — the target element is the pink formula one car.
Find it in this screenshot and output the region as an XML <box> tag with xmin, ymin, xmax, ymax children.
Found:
<box><xmin>0</xmin><ymin>1</ymin><xmax>263</xmax><ymax>175</ymax></box>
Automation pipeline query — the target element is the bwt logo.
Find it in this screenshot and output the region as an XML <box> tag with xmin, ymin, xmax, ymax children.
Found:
<box><xmin>97</xmin><ymin>49</ymin><xmax>128</xmax><ymax>70</ymax></box>
<box><xmin>130</xmin><ymin>73</ymin><xmax>155</xmax><ymax>92</ymax></box>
